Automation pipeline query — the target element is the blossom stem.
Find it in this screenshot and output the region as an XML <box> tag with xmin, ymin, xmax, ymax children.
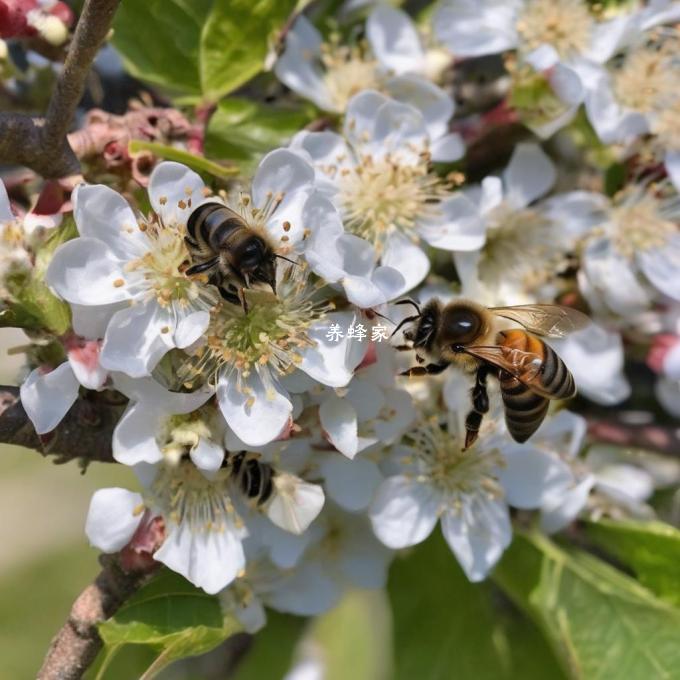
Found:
<box><xmin>36</xmin><ymin>554</ymin><xmax>157</xmax><ymax>680</ymax></box>
<box><xmin>0</xmin><ymin>386</ymin><xmax>122</xmax><ymax>464</ymax></box>
<box><xmin>0</xmin><ymin>0</ymin><xmax>121</xmax><ymax>178</ymax></box>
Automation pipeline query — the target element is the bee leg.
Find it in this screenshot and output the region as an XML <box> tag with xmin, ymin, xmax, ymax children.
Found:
<box><xmin>400</xmin><ymin>362</ymin><xmax>448</xmax><ymax>377</ymax></box>
<box><xmin>238</xmin><ymin>287</ymin><xmax>249</xmax><ymax>314</ymax></box>
<box><xmin>464</xmin><ymin>365</ymin><xmax>490</xmax><ymax>450</ymax></box>
<box><xmin>218</xmin><ymin>287</ymin><xmax>241</xmax><ymax>306</ymax></box>
<box><xmin>186</xmin><ymin>257</ymin><xmax>219</xmax><ymax>276</ymax></box>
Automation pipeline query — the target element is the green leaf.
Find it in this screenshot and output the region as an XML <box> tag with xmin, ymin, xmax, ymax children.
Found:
<box><xmin>127</xmin><ymin>140</ymin><xmax>239</xmax><ymax>179</ymax></box>
<box><xmin>389</xmin><ymin>532</ymin><xmax>564</xmax><ymax>680</ymax></box>
<box><xmin>112</xmin><ymin>0</ymin><xmax>213</xmax><ymax>96</ymax></box>
<box><xmin>199</xmin><ymin>0</ymin><xmax>298</xmax><ymax>101</ymax></box>
<box><xmin>95</xmin><ymin>570</ymin><xmax>241</xmax><ymax>680</ymax></box>
<box><xmin>493</xmin><ymin>531</ymin><xmax>680</xmax><ymax>679</ymax></box>
<box><xmin>205</xmin><ymin>98</ymin><xmax>315</xmax><ymax>170</ymax></box>
<box><xmin>585</xmin><ymin>519</ymin><xmax>680</xmax><ymax>607</ymax></box>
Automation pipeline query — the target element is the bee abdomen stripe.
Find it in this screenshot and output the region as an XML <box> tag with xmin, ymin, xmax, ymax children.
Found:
<box><xmin>541</xmin><ymin>346</ymin><xmax>575</xmax><ymax>399</ymax></box>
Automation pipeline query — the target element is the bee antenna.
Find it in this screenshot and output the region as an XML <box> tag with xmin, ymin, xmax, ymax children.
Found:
<box><xmin>275</xmin><ymin>254</ymin><xmax>297</xmax><ymax>265</ymax></box>
<box><xmin>394</xmin><ymin>298</ymin><xmax>421</xmax><ymax>315</ymax></box>
<box><xmin>372</xmin><ymin>310</ymin><xmax>393</xmax><ymax>324</ymax></box>
<box><xmin>390</xmin><ymin>314</ymin><xmax>420</xmax><ymax>339</ymax></box>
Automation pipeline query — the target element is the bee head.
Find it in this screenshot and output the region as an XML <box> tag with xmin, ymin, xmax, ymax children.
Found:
<box><xmin>235</xmin><ymin>237</ymin><xmax>277</xmax><ymax>293</ymax></box>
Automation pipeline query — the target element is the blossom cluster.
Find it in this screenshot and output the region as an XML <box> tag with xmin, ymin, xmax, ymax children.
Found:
<box><xmin>3</xmin><ymin>0</ymin><xmax>680</xmax><ymax>632</ymax></box>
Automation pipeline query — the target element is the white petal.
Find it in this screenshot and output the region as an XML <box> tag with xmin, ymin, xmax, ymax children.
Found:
<box><xmin>113</xmin><ymin>374</ymin><xmax>213</xmax><ymax>412</ymax></box>
<box><xmin>155</xmin><ymin>524</ymin><xmax>245</xmax><ymax>594</ymax></box>
<box><xmin>319</xmin><ymin>394</ymin><xmax>358</xmax><ymax>458</ymax></box>
<box><xmin>430</xmin><ymin>133</ymin><xmax>465</xmax><ymax>163</ymax></box>
<box><xmin>265</xmin><ymin>560</ymin><xmax>341</xmax><ymax>616</ymax></box>
<box><xmin>381</xmin><ymin>232</ymin><xmax>429</xmax><ymax>293</ymax></box>
<box><xmin>217</xmin><ymin>370</ymin><xmax>292</xmax><ymax>447</ymax></box>
<box><xmin>384</xmin><ymin>75</ymin><xmax>453</xmax><ymax>141</ymax></box>
<box><xmin>596</xmin><ymin>464</ymin><xmax>654</xmax><ymax>505</ymax></box>
<box><xmin>524</xmin><ymin>44</ymin><xmax>559</xmax><ymax>71</ymax></box>
<box><xmin>665</xmin><ymin>150</ymin><xmax>680</xmax><ymax>193</ymax></box>
<box><xmin>584</xmin><ymin>76</ymin><xmax>649</xmax><ymax>144</ymax></box>
<box><xmin>274</xmin><ymin>17</ymin><xmax>333</xmax><ymax>112</ymax></box>
<box><xmin>85</xmin><ymin>488</ymin><xmax>144</xmax><ymax>552</ymax></box>
<box><xmin>190</xmin><ymin>438</ymin><xmax>225</xmax><ymax>473</ymax></box>
<box><xmin>100</xmin><ymin>302</ymin><xmax>174</xmax><ymax>377</ymax></box>
<box><xmin>298</xmin><ymin>313</ymin><xmax>358</xmax><ymax>387</ymax></box>
<box><xmin>498</xmin><ymin>445</ymin><xmax>574</xmax><ymax>509</ymax></box>
<box><xmin>551</xmin><ymin>324</ymin><xmax>631</xmax><ymax>405</ymax></box>
<box><xmin>440</xmin><ymin>497</ymin><xmax>512</xmax><ymax>582</ymax></box>
<box><xmin>71</xmin><ymin>302</ymin><xmax>123</xmax><ymax>339</ymax></box>
<box><xmin>73</xmin><ymin>184</ymin><xmax>148</xmax><ymax>260</ymax></box>
<box><xmin>434</xmin><ymin>0</ymin><xmax>519</xmax><ymax>57</ymax></box>
<box><xmin>637</xmin><ymin>238</ymin><xmax>680</xmax><ymax>301</ymax></box>
<box><xmin>46</xmin><ymin>238</ymin><xmax>131</xmax><ymax>305</ymax></box>
<box><xmin>148</xmin><ymin>162</ymin><xmax>205</xmax><ymax>227</ymax></box>
<box><xmin>369</xmin><ymin>476</ymin><xmax>439</xmax><ymax>548</ymax></box>
<box><xmin>67</xmin><ymin>343</ymin><xmax>107</xmax><ymax>390</ymax></box>
<box><xmin>534</xmin><ymin>410</ymin><xmax>587</xmax><ymax>459</ymax></box>
<box><xmin>503</xmin><ymin>143</ymin><xmax>556</xmax><ymax>208</ymax></box>
<box><xmin>320</xmin><ymin>454</ymin><xmax>382</xmax><ymax>512</ymax></box>
<box><xmin>112</xmin><ymin>402</ymin><xmax>164</xmax><ymax>465</ymax></box>
<box><xmin>418</xmin><ymin>193</ymin><xmax>486</xmax><ymax>251</ymax></box>
<box><xmin>20</xmin><ymin>363</ymin><xmax>80</xmax><ymax>434</ymax></box>
<box><xmin>174</xmin><ymin>310</ymin><xmax>210</xmax><ymax>348</ymax></box>
<box><xmin>584</xmin><ymin>15</ymin><xmax>636</xmax><ymax>63</ymax></box>
<box><xmin>656</xmin><ymin>377</ymin><xmax>680</xmax><ymax>418</ymax></box>
<box><xmin>540</xmin><ymin>475</ymin><xmax>595</xmax><ymax>533</ymax></box>
<box><xmin>0</xmin><ymin>180</ymin><xmax>14</xmax><ymax>222</ymax></box>
<box><xmin>267</xmin><ymin>474</ymin><xmax>325</xmax><ymax>534</ymax></box>
<box><xmin>581</xmin><ymin>238</ymin><xmax>651</xmax><ymax>315</ymax></box>
<box><xmin>343</xmin><ymin>90</ymin><xmax>390</xmax><ymax>149</ymax></box>
<box><xmin>367</xmin><ymin>4</ymin><xmax>425</xmax><ymax>75</ymax></box>
<box><xmin>542</xmin><ymin>191</ymin><xmax>608</xmax><ymax>240</ymax></box>
<box><xmin>346</xmin><ymin>378</ymin><xmax>385</xmax><ymax>422</ymax></box>
<box><xmin>252</xmin><ymin>149</ymin><xmax>315</xmax><ymax>211</ymax></box>
<box><xmin>479</xmin><ymin>176</ymin><xmax>504</xmax><ymax>215</ymax></box>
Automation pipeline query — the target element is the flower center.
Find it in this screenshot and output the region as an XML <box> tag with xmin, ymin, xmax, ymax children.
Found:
<box><xmin>338</xmin><ymin>154</ymin><xmax>444</xmax><ymax>253</ymax></box>
<box><xmin>321</xmin><ymin>42</ymin><xmax>380</xmax><ymax>111</ymax></box>
<box><xmin>652</xmin><ymin>98</ymin><xmax>680</xmax><ymax>151</ymax></box>
<box><xmin>125</xmin><ymin>219</ymin><xmax>217</xmax><ymax>310</ymax></box>
<box><xmin>405</xmin><ymin>423</ymin><xmax>504</xmax><ymax>503</ymax></box>
<box><xmin>148</xmin><ymin>460</ymin><xmax>241</xmax><ymax>533</ymax></box>
<box><xmin>158</xmin><ymin>409</ymin><xmax>218</xmax><ymax>465</ymax></box>
<box><xmin>186</xmin><ymin>265</ymin><xmax>331</xmax><ymax>390</ymax></box>
<box><xmin>516</xmin><ymin>0</ymin><xmax>593</xmax><ymax>58</ymax></box>
<box><xmin>480</xmin><ymin>205</ymin><xmax>567</xmax><ymax>295</ymax></box>
<box><xmin>610</xmin><ymin>193</ymin><xmax>677</xmax><ymax>258</ymax></box>
<box><xmin>613</xmin><ymin>42</ymin><xmax>678</xmax><ymax>115</ymax></box>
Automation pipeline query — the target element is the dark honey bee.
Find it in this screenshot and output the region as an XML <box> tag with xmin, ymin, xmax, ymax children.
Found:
<box><xmin>185</xmin><ymin>202</ymin><xmax>279</xmax><ymax>310</ymax></box>
<box><xmin>224</xmin><ymin>451</ymin><xmax>274</xmax><ymax>507</ymax></box>
<box><xmin>394</xmin><ymin>299</ymin><xmax>589</xmax><ymax>448</ymax></box>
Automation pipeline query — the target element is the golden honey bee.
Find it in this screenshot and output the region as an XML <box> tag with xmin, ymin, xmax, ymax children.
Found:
<box><xmin>393</xmin><ymin>299</ymin><xmax>589</xmax><ymax>449</ymax></box>
<box><xmin>185</xmin><ymin>202</ymin><xmax>291</xmax><ymax>310</ymax></box>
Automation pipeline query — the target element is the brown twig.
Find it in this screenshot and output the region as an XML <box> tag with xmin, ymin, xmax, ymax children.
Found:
<box><xmin>36</xmin><ymin>553</ymin><xmax>158</xmax><ymax>680</ymax></box>
<box><xmin>588</xmin><ymin>417</ymin><xmax>680</xmax><ymax>458</ymax></box>
<box><xmin>0</xmin><ymin>386</ymin><xmax>122</xmax><ymax>464</ymax></box>
<box><xmin>0</xmin><ymin>0</ymin><xmax>121</xmax><ymax>178</ymax></box>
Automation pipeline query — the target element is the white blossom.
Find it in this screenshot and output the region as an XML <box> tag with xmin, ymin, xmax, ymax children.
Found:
<box><xmin>293</xmin><ymin>91</ymin><xmax>472</xmax><ymax>295</ymax></box>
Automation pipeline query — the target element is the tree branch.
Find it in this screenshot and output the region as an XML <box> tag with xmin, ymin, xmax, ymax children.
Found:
<box><xmin>0</xmin><ymin>0</ymin><xmax>121</xmax><ymax>178</ymax></box>
<box><xmin>0</xmin><ymin>386</ymin><xmax>122</xmax><ymax>464</ymax></box>
<box><xmin>37</xmin><ymin>554</ymin><xmax>158</xmax><ymax>680</ymax></box>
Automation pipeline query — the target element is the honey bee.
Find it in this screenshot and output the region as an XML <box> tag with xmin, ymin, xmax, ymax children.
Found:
<box><xmin>226</xmin><ymin>450</ymin><xmax>274</xmax><ymax>507</ymax></box>
<box><xmin>185</xmin><ymin>202</ymin><xmax>288</xmax><ymax>310</ymax></box>
<box><xmin>394</xmin><ymin>299</ymin><xmax>589</xmax><ymax>449</ymax></box>
<box><xmin>223</xmin><ymin>451</ymin><xmax>325</xmax><ymax>535</ymax></box>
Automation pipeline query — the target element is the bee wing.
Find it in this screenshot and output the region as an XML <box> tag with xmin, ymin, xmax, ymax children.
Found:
<box><xmin>265</xmin><ymin>474</ymin><xmax>325</xmax><ymax>535</ymax></box>
<box><xmin>462</xmin><ymin>344</ymin><xmax>548</xmax><ymax>393</ymax></box>
<box><xmin>490</xmin><ymin>304</ymin><xmax>590</xmax><ymax>338</ymax></box>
